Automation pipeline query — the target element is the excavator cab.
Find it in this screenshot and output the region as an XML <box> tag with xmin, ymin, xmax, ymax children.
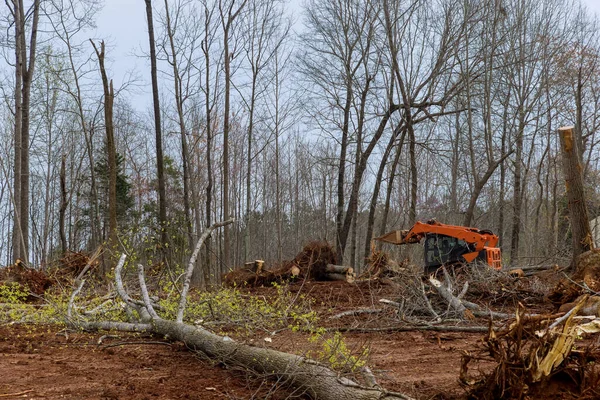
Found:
<box><xmin>424</xmin><ymin>234</ymin><xmax>475</xmax><ymax>273</ymax></box>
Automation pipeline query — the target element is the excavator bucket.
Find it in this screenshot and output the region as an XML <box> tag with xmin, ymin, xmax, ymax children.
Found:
<box><xmin>375</xmin><ymin>230</ymin><xmax>407</xmax><ymax>245</ymax></box>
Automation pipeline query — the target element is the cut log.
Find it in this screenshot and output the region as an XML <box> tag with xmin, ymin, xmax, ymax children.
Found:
<box><xmin>326</xmin><ymin>264</ymin><xmax>354</xmax><ymax>274</ymax></box>
<box><xmin>508</xmin><ymin>268</ymin><xmax>524</xmax><ymax>278</ymax></box>
<box><xmin>290</xmin><ymin>265</ymin><xmax>301</xmax><ymax>277</ymax></box>
<box><xmin>325</xmin><ymin>272</ymin><xmax>355</xmax><ymax>283</ymax></box>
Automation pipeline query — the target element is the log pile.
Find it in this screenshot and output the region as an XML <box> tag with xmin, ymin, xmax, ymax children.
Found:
<box><xmin>224</xmin><ymin>241</ymin><xmax>356</xmax><ymax>287</ymax></box>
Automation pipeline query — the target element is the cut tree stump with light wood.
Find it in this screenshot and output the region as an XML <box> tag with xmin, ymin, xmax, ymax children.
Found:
<box><xmin>558</xmin><ymin>126</ymin><xmax>594</xmax><ymax>270</ymax></box>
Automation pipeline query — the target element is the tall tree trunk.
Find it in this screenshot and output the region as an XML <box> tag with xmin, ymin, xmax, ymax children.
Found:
<box><xmin>497</xmin><ymin>98</ymin><xmax>510</xmax><ymax>247</ymax></box>
<box><xmin>364</xmin><ymin>126</ymin><xmax>404</xmax><ymax>260</ymax></box>
<box><xmin>220</xmin><ymin>0</ymin><xmax>249</xmax><ymax>269</ymax></box>
<box><xmin>337</xmin><ymin>103</ymin><xmax>398</xmax><ymax>263</ymax></box>
<box><xmin>335</xmin><ymin>78</ymin><xmax>353</xmax><ymax>264</ymax></box>
<box><xmin>407</xmin><ymin>117</ymin><xmax>418</xmax><ymax>226</ymax></box>
<box><xmin>145</xmin><ymin>0</ymin><xmax>168</xmax><ymax>258</ymax></box>
<box><xmin>59</xmin><ymin>155</ymin><xmax>68</xmax><ymax>255</ymax></box>
<box><xmin>380</xmin><ymin>136</ymin><xmax>404</xmax><ymax>236</ymax></box>
<box><xmin>11</xmin><ymin>0</ymin><xmax>23</xmax><ymax>262</ymax></box>
<box><xmin>244</xmin><ymin>73</ymin><xmax>257</xmax><ymax>262</ymax></box>
<box><xmin>91</xmin><ymin>40</ymin><xmax>117</xmax><ymax>275</ymax></box>
<box><xmin>202</xmin><ymin>3</ymin><xmax>215</xmax><ymax>287</ymax></box>
<box><xmin>223</xmin><ymin>29</ymin><xmax>231</xmax><ymax>268</ymax></box>
<box><xmin>510</xmin><ymin>117</ymin><xmax>525</xmax><ymax>265</ymax></box>
<box><xmin>64</xmin><ymin>24</ymin><xmax>101</xmax><ymax>249</ymax></box>
<box><xmin>274</xmin><ymin>53</ymin><xmax>282</xmax><ymax>264</ymax></box>
<box><xmin>11</xmin><ymin>0</ymin><xmax>40</xmax><ymax>264</ymax></box>
<box><xmin>463</xmin><ymin>152</ymin><xmax>513</xmax><ymax>227</ymax></box>
<box><xmin>164</xmin><ymin>0</ymin><xmax>193</xmax><ymax>249</ymax></box>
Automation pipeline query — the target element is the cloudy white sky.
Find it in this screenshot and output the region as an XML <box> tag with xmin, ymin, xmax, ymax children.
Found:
<box><xmin>92</xmin><ymin>0</ymin><xmax>600</xmax><ymax>112</ymax></box>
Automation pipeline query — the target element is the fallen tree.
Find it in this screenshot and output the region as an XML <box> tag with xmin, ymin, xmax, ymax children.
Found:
<box><xmin>67</xmin><ymin>220</ymin><xmax>413</xmax><ymax>400</ymax></box>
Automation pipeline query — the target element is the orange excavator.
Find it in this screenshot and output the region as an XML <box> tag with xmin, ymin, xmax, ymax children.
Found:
<box><xmin>376</xmin><ymin>220</ymin><xmax>502</xmax><ymax>273</ymax></box>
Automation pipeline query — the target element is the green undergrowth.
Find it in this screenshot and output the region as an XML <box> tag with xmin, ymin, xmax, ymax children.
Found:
<box><xmin>0</xmin><ymin>282</ymin><xmax>67</xmax><ymax>325</ymax></box>
<box><xmin>0</xmin><ymin>279</ymin><xmax>369</xmax><ymax>374</ymax></box>
<box><xmin>160</xmin><ymin>282</ymin><xmax>319</xmax><ymax>334</ymax></box>
<box><xmin>310</xmin><ymin>331</ymin><xmax>369</xmax><ymax>372</ymax></box>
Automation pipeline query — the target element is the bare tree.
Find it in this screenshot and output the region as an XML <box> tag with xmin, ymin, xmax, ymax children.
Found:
<box><xmin>8</xmin><ymin>0</ymin><xmax>41</xmax><ymax>264</ymax></box>
<box><xmin>91</xmin><ymin>40</ymin><xmax>117</xmax><ymax>273</ymax></box>
<box><xmin>219</xmin><ymin>0</ymin><xmax>247</xmax><ymax>269</ymax></box>
<box><xmin>145</xmin><ymin>0</ymin><xmax>169</xmax><ymax>255</ymax></box>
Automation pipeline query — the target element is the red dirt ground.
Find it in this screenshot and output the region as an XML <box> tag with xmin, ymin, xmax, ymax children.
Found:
<box><xmin>0</xmin><ymin>323</ymin><xmax>481</xmax><ymax>400</ymax></box>
<box><xmin>0</xmin><ymin>325</ymin><xmax>259</xmax><ymax>399</ymax></box>
<box><xmin>0</xmin><ymin>277</ymin><xmax>555</xmax><ymax>400</ymax></box>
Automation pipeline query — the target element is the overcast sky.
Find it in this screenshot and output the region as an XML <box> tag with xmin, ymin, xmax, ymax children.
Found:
<box><xmin>92</xmin><ymin>0</ymin><xmax>600</xmax><ymax>112</ymax></box>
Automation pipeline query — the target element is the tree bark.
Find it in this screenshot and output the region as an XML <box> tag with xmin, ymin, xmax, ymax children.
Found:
<box><xmin>11</xmin><ymin>0</ymin><xmax>23</xmax><ymax>262</ymax></box>
<box><xmin>220</xmin><ymin>0</ymin><xmax>248</xmax><ymax>269</ymax></box>
<box><xmin>380</xmin><ymin>136</ymin><xmax>404</xmax><ymax>236</ymax></box>
<box><xmin>59</xmin><ymin>155</ymin><xmax>68</xmax><ymax>255</ymax></box>
<box><xmin>337</xmin><ymin>104</ymin><xmax>399</xmax><ymax>263</ymax></box>
<box><xmin>364</xmin><ymin>126</ymin><xmax>405</xmax><ymax>260</ymax></box>
<box><xmin>558</xmin><ymin>126</ymin><xmax>593</xmax><ymax>270</ymax></box>
<box><xmin>463</xmin><ymin>151</ymin><xmax>513</xmax><ymax>227</ymax></box>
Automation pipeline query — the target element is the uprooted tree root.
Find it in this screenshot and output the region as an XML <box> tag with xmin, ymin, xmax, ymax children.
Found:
<box><xmin>224</xmin><ymin>241</ymin><xmax>337</xmax><ymax>287</ymax></box>
<box><xmin>59</xmin><ymin>251</ymin><xmax>98</xmax><ymax>275</ymax></box>
<box><xmin>461</xmin><ymin>304</ymin><xmax>600</xmax><ymax>400</ymax></box>
<box><xmin>0</xmin><ymin>261</ymin><xmax>54</xmax><ymax>297</ymax></box>
<box><xmin>549</xmin><ymin>249</ymin><xmax>600</xmax><ymax>305</ymax></box>
<box><xmin>361</xmin><ymin>245</ymin><xmax>410</xmax><ymax>280</ymax></box>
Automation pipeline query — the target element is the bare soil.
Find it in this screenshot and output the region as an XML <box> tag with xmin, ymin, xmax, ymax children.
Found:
<box><xmin>0</xmin><ymin>278</ymin><xmax>556</xmax><ymax>400</ymax></box>
<box><xmin>0</xmin><ymin>325</ymin><xmax>257</xmax><ymax>399</ymax></box>
<box><xmin>0</xmin><ymin>323</ymin><xmax>481</xmax><ymax>399</ymax></box>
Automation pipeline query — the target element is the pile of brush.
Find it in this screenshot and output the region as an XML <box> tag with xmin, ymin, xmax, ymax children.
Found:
<box><xmin>0</xmin><ymin>260</ymin><xmax>54</xmax><ymax>297</ymax></box>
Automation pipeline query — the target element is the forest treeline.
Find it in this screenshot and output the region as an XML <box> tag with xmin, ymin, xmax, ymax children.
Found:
<box><xmin>1</xmin><ymin>0</ymin><xmax>599</xmax><ymax>284</ymax></box>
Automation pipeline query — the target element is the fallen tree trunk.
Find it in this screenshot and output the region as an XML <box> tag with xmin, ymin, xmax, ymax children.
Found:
<box><xmin>153</xmin><ymin>319</ymin><xmax>412</xmax><ymax>400</ymax></box>
<box><xmin>336</xmin><ymin>325</ymin><xmax>490</xmax><ymax>333</ymax></box>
